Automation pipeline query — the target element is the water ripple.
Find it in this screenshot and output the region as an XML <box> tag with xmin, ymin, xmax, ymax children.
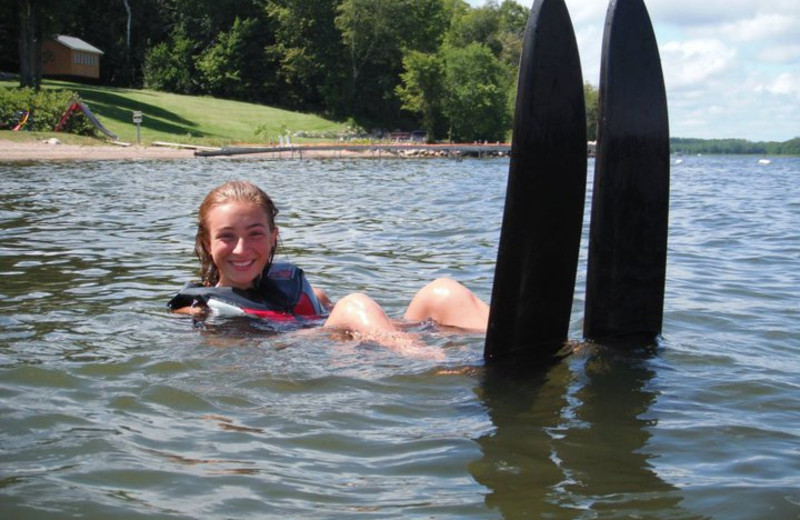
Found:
<box><xmin>1</xmin><ymin>156</ymin><xmax>798</xmax><ymax>519</ymax></box>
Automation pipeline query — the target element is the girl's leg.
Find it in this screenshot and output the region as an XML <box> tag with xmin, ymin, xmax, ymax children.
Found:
<box><xmin>403</xmin><ymin>278</ymin><xmax>489</xmax><ymax>332</ymax></box>
<box><xmin>323</xmin><ymin>292</ymin><xmax>441</xmax><ymax>358</ymax></box>
<box><xmin>323</xmin><ymin>292</ymin><xmax>396</xmax><ymax>335</ymax></box>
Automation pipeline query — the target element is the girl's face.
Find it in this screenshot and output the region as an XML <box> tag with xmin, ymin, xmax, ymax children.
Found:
<box><xmin>204</xmin><ymin>201</ymin><xmax>277</xmax><ymax>289</ymax></box>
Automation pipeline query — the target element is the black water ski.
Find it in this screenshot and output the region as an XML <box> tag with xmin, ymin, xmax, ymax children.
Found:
<box><xmin>583</xmin><ymin>0</ymin><xmax>669</xmax><ymax>344</ymax></box>
<box><xmin>484</xmin><ymin>0</ymin><xmax>586</xmax><ymax>362</ymax></box>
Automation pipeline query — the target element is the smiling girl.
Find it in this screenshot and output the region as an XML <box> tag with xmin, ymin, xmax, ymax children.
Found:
<box><xmin>169</xmin><ymin>180</ymin><xmax>489</xmax><ymax>340</ymax></box>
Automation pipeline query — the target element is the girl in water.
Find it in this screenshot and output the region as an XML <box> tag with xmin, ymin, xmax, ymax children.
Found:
<box><xmin>169</xmin><ymin>181</ymin><xmax>489</xmax><ymax>344</ymax></box>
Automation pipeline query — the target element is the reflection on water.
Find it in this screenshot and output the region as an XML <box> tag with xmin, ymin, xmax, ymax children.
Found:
<box><xmin>559</xmin><ymin>348</ymin><xmax>689</xmax><ymax>517</ymax></box>
<box><xmin>473</xmin><ymin>346</ymin><xmax>702</xmax><ymax>519</ymax></box>
<box><xmin>1</xmin><ymin>156</ymin><xmax>799</xmax><ymax>519</ymax></box>
<box><xmin>472</xmin><ymin>360</ymin><xmax>570</xmax><ymax>517</ymax></box>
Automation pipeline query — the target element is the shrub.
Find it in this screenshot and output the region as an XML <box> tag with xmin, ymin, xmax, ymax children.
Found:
<box><xmin>0</xmin><ymin>87</ymin><xmax>97</xmax><ymax>136</ymax></box>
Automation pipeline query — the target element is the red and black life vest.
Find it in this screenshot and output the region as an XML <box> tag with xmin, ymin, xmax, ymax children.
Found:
<box><xmin>168</xmin><ymin>263</ymin><xmax>327</xmax><ymax>322</ymax></box>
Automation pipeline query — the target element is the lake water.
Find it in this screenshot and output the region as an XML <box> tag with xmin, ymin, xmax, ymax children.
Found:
<box><xmin>1</xmin><ymin>154</ymin><xmax>798</xmax><ymax>519</ymax></box>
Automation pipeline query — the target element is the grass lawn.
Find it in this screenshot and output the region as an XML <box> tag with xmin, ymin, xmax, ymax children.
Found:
<box><xmin>0</xmin><ymin>79</ymin><xmax>349</xmax><ymax>146</ymax></box>
<box><xmin>0</xmin><ymin>130</ymin><xmax>108</xmax><ymax>146</ymax></box>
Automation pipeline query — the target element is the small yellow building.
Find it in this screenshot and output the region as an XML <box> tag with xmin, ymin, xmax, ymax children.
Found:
<box><xmin>41</xmin><ymin>35</ymin><xmax>103</xmax><ymax>79</ymax></box>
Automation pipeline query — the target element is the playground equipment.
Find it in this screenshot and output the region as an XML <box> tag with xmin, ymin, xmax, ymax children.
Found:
<box><xmin>55</xmin><ymin>101</ymin><xmax>118</xmax><ymax>140</ymax></box>
<box><xmin>12</xmin><ymin>110</ymin><xmax>31</xmax><ymax>131</ymax></box>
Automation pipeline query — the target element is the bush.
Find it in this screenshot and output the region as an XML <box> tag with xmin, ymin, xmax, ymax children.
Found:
<box><xmin>0</xmin><ymin>87</ymin><xmax>97</xmax><ymax>136</ymax></box>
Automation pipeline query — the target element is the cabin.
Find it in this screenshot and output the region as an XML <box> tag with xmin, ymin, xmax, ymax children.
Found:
<box><xmin>41</xmin><ymin>35</ymin><xmax>103</xmax><ymax>79</ymax></box>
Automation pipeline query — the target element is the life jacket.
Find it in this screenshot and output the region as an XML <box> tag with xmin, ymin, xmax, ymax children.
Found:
<box><xmin>168</xmin><ymin>262</ymin><xmax>327</xmax><ymax>322</ymax></box>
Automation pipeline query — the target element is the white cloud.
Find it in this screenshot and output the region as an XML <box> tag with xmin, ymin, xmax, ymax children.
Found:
<box><xmin>649</xmin><ymin>1</ymin><xmax>763</xmax><ymax>25</ymax></box>
<box><xmin>572</xmin><ymin>23</ymin><xmax>603</xmax><ymax>82</ymax></box>
<box><xmin>762</xmin><ymin>72</ymin><xmax>800</xmax><ymax>98</ymax></box>
<box><xmin>661</xmin><ymin>39</ymin><xmax>737</xmax><ymax>89</ymax></box>
<box><xmin>758</xmin><ymin>44</ymin><xmax>800</xmax><ymax>64</ymax></box>
<box><xmin>562</xmin><ymin>1</ymin><xmax>606</xmax><ymax>24</ymax></box>
<box><xmin>719</xmin><ymin>13</ymin><xmax>796</xmax><ymax>43</ymax></box>
<box><xmin>471</xmin><ymin>0</ymin><xmax>800</xmax><ymax>140</ymax></box>
<box><xmin>568</xmin><ymin>0</ymin><xmax>800</xmax><ymax>140</ymax></box>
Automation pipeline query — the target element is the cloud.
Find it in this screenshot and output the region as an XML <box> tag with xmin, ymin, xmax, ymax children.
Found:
<box><xmin>661</xmin><ymin>39</ymin><xmax>737</xmax><ymax>90</ymax></box>
<box><xmin>649</xmin><ymin>1</ymin><xmax>764</xmax><ymax>25</ymax></box>
<box><xmin>565</xmin><ymin>0</ymin><xmax>800</xmax><ymax>140</ymax></box>
<box><xmin>719</xmin><ymin>13</ymin><xmax>796</xmax><ymax>43</ymax></box>
<box><xmin>761</xmin><ymin>72</ymin><xmax>800</xmax><ymax>98</ymax></box>
<box><xmin>758</xmin><ymin>44</ymin><xmax>800</xmax><ymax>64</ymax></box>
<box><xmin>471</xmin><ymin>0</ymin><xmax>799</xmax><ymax>140</ymax></box>
<box><xmin>562</xmin><ymin>1</ymin><xmax>606</xmax><ymax>24</ymax></box>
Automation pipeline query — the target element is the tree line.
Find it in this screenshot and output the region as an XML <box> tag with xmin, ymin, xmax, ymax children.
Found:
<box><xmin>671</xmin><ymin>137</ymin><xmax>800</xmax><ymax>156</ymax></box>
<box><xmin>2</xmin><ymin>0</ymin><xmax>603</xmax><ymax>142</ymax></box>
<box><xmin>14</xmin><ymin>0</ymin><xmax>794</xmax><ymax>151</ymax></box>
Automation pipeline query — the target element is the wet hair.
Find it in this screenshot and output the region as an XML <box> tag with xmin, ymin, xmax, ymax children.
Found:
<box><xmin>195</xmin><ymin>180</ymin><xmax>279</xmax><ymax>286</ymax></box>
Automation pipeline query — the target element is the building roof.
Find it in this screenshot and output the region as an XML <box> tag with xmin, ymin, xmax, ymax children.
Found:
<box><xmin>54</xmin><ymin>35</ymin><xmax>104</xmax><ymax>55</ymax></box>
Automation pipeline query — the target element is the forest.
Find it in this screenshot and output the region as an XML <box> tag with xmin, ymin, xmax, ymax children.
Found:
<box><xmin>3</xmin><ymin>0</ymin><xmax>568</xmax><ymax>142</ymax></box>
<box><xmin>3</xmin><ymin>1</ymin><xmax>796</xmax><ymax>152</ymax></box>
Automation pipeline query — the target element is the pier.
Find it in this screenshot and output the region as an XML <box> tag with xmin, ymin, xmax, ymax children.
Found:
<box><xmin>193</xmin><ymin>142</ymin><xmax>511</xmax><ymax>159</ymax></box>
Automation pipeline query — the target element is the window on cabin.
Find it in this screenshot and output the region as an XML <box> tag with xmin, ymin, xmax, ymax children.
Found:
<box><xmin>70</xmin><ymin>50</ymin><xmax>98</xmax><ymax>67</ymax></box>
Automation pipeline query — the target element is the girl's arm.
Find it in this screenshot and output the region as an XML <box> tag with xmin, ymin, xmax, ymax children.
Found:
<box><xmin>312</xmin><ymin>286</ymin><xmax>334</xmax><ymax>311</ymax></box>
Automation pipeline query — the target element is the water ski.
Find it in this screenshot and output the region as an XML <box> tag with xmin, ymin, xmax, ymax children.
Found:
<box><xmin>484</xmin><ymin>0</ymin><xmax>586</xmax><ymax>363</ymax></box>
<box><xmin>584</xmin><ymin>0</ymin><xmax>670</xmax><ymax>345</ymax></box>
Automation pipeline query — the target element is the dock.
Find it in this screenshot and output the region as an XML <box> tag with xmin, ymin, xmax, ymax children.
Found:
<box><xmin>193</xmin><ymin>142</ymin><xmax>597</xmax><ymax>159</ymax></box>
<box><xmin>194</xmin><ymin>143</ymin><xmax>510</xmax><ymax>159</ymax></box>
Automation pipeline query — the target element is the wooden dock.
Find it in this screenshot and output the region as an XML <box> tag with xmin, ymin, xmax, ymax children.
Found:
<box><xmin>193</xmin><ymin>142</ymin><xmax>597</xmax><ymax>159</ymax></box>
<box><xmin>194</xmin><ymin>143</ymin><xmax>510</xmax><ymax>158</ymax></box>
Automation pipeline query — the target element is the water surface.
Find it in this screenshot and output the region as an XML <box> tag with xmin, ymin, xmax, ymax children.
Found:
<box><xmin>1</xmin><ymin>155</ymin><xmax>798</xmax><ymax>519</ymax></box>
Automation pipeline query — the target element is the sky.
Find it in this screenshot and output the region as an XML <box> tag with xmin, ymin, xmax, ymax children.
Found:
<box><xmin>469</xmin><ymin>0</ymin><xmax>800</xmax><ymax>142</ymax></box>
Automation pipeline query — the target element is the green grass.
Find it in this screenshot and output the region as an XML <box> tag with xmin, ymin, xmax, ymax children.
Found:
<box><xmin>0</xmin><ymin>130</ymin><xmax>106</xmax><ymax>146</ymax></box>
<box><xmin>0</xmin><ymin>79</ymin><xmax>349</xmax><ymax>146</ymax></box>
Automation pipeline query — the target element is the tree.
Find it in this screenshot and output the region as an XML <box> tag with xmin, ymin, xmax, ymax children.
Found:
<box><xmin>17</xmin><ymin>0</ymin><xmax>40</xmax><ymax>89</ymax></box>
<box><xmin>778</xmin><ymin>137</ymin><xmax>800</xmax><ymax>155</ymax></box>
<box><xmin>396</xmin><ymin>51</ymin><xmax>445</xmax><ymax>140</ymax></box>
<box><xmin>397</xmin><ymin>2</ymin><xmax>519</xmax><ymax>141</ymax></box>
<box><xmin>445</xmin><ymin>3</ymin><xmax>502</xmax><ymax>57</ymax></box>
<box><xmin>337</xmin><ymin>0</ymin><xmax>401</xmax><ymax>82</ymax></box>
<box><xmin>4</xmin><ymin>0</ymin><xmax>533</xmax><ymax>137</ymax></box>
<box><xmin>497</xmin><ymin>0</ymin><xmax>528</xmax><ymax>67</ymax></box>
<box><xmin>140</xmin><ymin>0</ymin><xmax>264</xmax><ymax>89</ymax></box>
<box><xmin>335</xmin><ymin>0</ymin><xmax>409</xmax><ymax>122</ymax></box>
<box><xmin>16</xmin><ymin>0</ymin><xmax>64</xmax><ymax>89</ymax></box>
<box><xmin>121</xmin><ymin>0</ymin><xmax>132</xmax><ymax>80</ymax></box>
<box><xmin>584</xmin><ymin>82</ymin><xmax>599</xmax><ymax>141</ymax></box>
<box><xmin>335</xmin><ymin>0</ymin><xmax>450</xmax><ymax>125</ymax></box>
<box><xmin>195</xmin><ymin>17</ymin><xmax>268</xmax><ymax>101</ymax></box>
<box><xmin>441</xmin><ymin>42</ymin><xmax>511</xmax><ymax>142</ymax></box>
<box><xmin>157</xmin><ymin>0</ymin><xmax>263</xmax><ymax>42</ymax></box>
<box><xmin>142</xmin><ymin>22</ymin><xmax>197</xmax><ymax>93</ymax></box>
<box><xmin>264</xmin><ymin>0</ymin><xmax>344</xmax><ymax>112</ymax></box>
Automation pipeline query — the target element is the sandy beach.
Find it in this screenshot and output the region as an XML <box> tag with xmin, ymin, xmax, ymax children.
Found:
<box><xmin>0</xmin><ymin>139</ymin><xmax>407</xmax><ymax>162</ymax></box>
<box><xmin>0</xmin><ymin>139</ymin><xmax>196</xmax><ymax>162</ymax></box>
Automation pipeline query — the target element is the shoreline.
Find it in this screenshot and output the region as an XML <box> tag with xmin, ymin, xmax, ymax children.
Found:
<box><xmin>0</xmin><ymin>139</ymin><xmax>513</xmax><ymax>163</ymax></box>
<box><xmin>1</xmin><ymin>139</ymin><xmax>196</xmax><ymax>162</ymax></box>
